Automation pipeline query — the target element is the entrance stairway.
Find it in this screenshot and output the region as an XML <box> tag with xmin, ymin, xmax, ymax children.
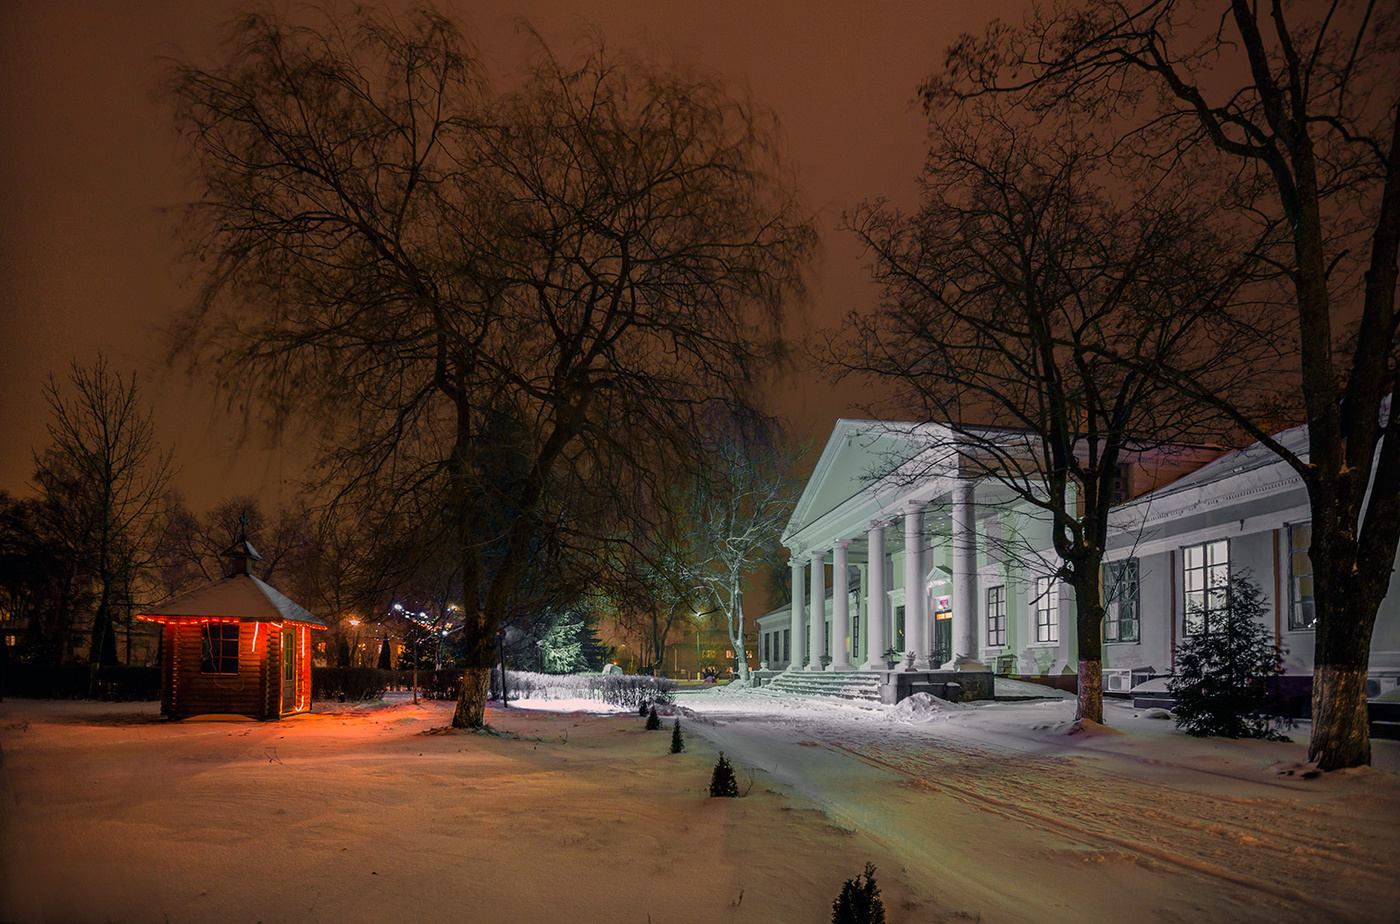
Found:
<box><xmin>761</xmin><ymin>669</ymin><xmax>884</xmax><ymax>704</ymax></box>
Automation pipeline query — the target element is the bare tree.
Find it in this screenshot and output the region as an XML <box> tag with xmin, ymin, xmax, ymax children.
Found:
<box><xmin>166</xmin><ymin>6</ymin><xmax>814</xmax><ymax>727</ymax></box>
<box><xmin>931</xmin><ymin>0</ymin><xmax>1400</xmax><ymax>769</ymax></box>
<box><xmin>688</xmin><ymin>422</ymin><xmax>806</xmax><ymax>682</ymax></box>
<box><xmin>839</xmin><ymin>113</ymin><xmax>1266</xmax><ymax>723</ymax></box>
<box><xmin>33</xmin><ymin>355</ymin><xmax>175</xmax><ymax>673</ymax></box>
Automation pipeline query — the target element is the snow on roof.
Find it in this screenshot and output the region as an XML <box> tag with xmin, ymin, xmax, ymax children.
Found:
<box><xmin>138</xmin><ymin>573</ymin><xmax>326</xmax><ymax>626</ymax></box>
<box><xmin>1114</xmin><ymin>423</ymin><xmax>1308</xmax><ymax>512</ymax></box>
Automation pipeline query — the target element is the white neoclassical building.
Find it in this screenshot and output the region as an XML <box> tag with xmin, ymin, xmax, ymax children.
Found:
<box><xmin>755</xmin><ymin>418</ymin><xmax>1400</xmax><ymax>710</ymax></box>
<box><xmin>756</xmin><ymin>419</ymin><xmax>1211</xmax><ymax>685</ymax></box>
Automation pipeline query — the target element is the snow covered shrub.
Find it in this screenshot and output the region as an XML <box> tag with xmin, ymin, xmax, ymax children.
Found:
<box><xmin>1168</xmin><ymin>571</ymin><xmax>1290</xmax><ymax>740</ymax></box>
<box><xmin>831</xmin><ymin>863</ymin><xmax>886</xmax><ymax>924</ymax></box>
<box><xmin>709</xmin><ymin>753</ymin><xmax>739</xmax><ymax>797</ymax></box>
<box><xmin>312</xmin><ymin>667</ymin><xmax>389</xmax><ymax>702</ymax></box>
<box><xmin>592</xmin><ymin>674</ymin><xmax>676</xmax><ymax>709</ymax></box>
<box><xmin>645</xmin><ymin>705</ymin><xmax>661</xmax><ymax>730</ymax></box>
<box><xmin>670</xmin><ymin>719</ymin><xmax>684</xmax><ymax>753</ymax></box>
<box><xmin>490</xmin><ymin>669</ymin><xmax>594</xmax><ymax>702</ymax></box>
<box><xmin>484</xmin><ymin>670</ymin><xmax>677</xmax><ymax>708</ymax></box>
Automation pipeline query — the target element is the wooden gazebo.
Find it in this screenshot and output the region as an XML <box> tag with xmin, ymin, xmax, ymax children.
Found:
<box><xmin>138</xmin><ymin>539</ymin><xmax>326</xmax><ymax>720</ymax></box>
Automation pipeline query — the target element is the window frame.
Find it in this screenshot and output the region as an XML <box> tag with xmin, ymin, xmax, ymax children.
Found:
<box><xmin>1034</xmin><ymin>577</ymin><xmax>1059</xmax><ymax>644</ymax></box>
<box><xmin>1288</xmin><ymin>523</ymin><xmax>1316</xmax><ymax>631</ymax></box>
<box><xmin>200</xmin><ymin>623</ymin><xmax>240</xmax><ymax>675</ymax></box>
<box><xmin>986</xmin><ymin>585</ymin><xmax>1006</xmax><ymax>647</ymax></box>
<box><xmin>1103</xmin><ymin>558</ymin><xmax>1140</xmax><ymax>643</ymax></box>
<box><xmin>1182</xmin><ymin>538</ymin><xmax>1230</xmax><ymax>636</ymax></box>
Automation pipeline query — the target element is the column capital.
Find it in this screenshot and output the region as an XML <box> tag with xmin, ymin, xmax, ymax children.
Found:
<box><xmin>903</xmin><ymin>500</ymin><xmax>926</xmax><ymax>515</ymax></box>
<box><xmin>868</xmin><ymin>517</ymin><xmax>892</xmax><ymax>530</ymax></box>
<box><xmin>831</xmin><ymin>538</ymin><xmax>850</xmax><ymax>551</ymax></box>
<box><xmin>808</xmin><ymin>548</ymin><xmax>827</xmax><ymax>563</ymax></box>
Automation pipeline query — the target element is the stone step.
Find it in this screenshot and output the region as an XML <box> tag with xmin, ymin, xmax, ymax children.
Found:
<box><xmin>762</xmin><ymin>669</ymin><xmax>884</xmax><ymax>703</ymax></box>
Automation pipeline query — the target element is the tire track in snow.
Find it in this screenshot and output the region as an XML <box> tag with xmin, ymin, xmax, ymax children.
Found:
<box><xmin>824</xmin><ymin>735</ymin><xmax>1387</xmax><ymax>921</ymax></box>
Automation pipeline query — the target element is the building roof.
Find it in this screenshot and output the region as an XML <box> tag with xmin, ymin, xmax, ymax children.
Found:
<box><xmin>1113</xmin><ymin>424</ymin><xmax>1308</xmax><ymax>514</ymax></box>
<box><xmin>138</xmin><ymin>573</ymin><xmax>326</xmax><ymax>627</ymax></box>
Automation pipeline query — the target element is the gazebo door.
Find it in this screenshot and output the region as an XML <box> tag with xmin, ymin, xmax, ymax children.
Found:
<box><xmin>281</xmin><ymin>628</ymin><xmax>296</xmax><ymax>712</ymax></box>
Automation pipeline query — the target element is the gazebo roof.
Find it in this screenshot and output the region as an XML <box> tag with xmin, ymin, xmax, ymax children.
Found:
<box><xmin>138</xmin><ymin>573</ymin><xmax>326</xmax><ymax>627</ymax></box>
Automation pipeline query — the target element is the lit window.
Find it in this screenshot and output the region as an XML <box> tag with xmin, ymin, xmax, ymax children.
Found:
<box><xmin>1104</xmin><ymin>559</ymin><xmax>1140</xmax><ymax>643</ymax></box>
<box><xmin>1289</xmin><ymin>524</ymin><xmax>1315</xmax><ymax>631</ymax></box>
<box><xmin>986</xmin><ymin>586</ymin><xmax>1006</xmax><ymax>647</ymax></box>
<box><xmin>201</xmin><ymin>624</ymin><xmax>240</xmax><ymax>674</ymax></box>
<box><xmin>1183</xmin><ymin>539</ymin><xmax>1230</xmax><ymax>636</ymax></box>
<box><xmin>782</xmin><ymin>629</ymin><xmax>790</xmax><ymax>663</ymax></box>
<box><xmin>1034</xmin><ymin>577</ymin><xmax>1059</xmax><ymax>643</ymax></box>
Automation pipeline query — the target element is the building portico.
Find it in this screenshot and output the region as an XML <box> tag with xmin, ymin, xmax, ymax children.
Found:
<box><xmin>775</xmin><ymin>419</ymin><xmax>1005</xmax><ymax>677</ymax></box>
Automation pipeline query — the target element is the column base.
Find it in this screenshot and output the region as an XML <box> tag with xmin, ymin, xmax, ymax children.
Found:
<box><xmin>806</xmin><ymin>661</ymin><xmax>825</xmax><ymax>672</ymax></box>
<box><xmin>911</xmin><ymin>656</ymin><xmax>932</xmax><ymax>671</ymax></box>
<box><xmin>829</xmin><ymin>660</ymin><xmax>855</xmax><ymax>671</ymax></box>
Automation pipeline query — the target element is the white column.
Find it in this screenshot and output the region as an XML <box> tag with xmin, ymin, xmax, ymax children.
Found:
<box><xmin>862</xmin><ymin>522</ymin><xmax>887</xmax><ymax>670</ymax></box>
<box><xmin>808</xmin><ymin>550</ymin><xmax>826</xmax><ymax>671</ymax></box>
<box><xmin>831</xmin><ymin>541</ymin><xmax>852</xmax><ymax>670</ymax></box>
<box><xmin>789</xmin><ymin>556</ymin><xmax>804</xmax><ymax>671</ymax></box>
<box><xmin>905</xmin><ymin>504</ymin><xmax>929</xmax><ymax>671</ymax></box>
<box><xmin>952</xmin><ymin>480</ymin><xmax>979</xmax><ymax>668</ymax></box>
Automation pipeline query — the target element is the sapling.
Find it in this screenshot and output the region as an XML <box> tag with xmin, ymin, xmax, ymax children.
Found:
<box><xmin>709</xmin><ymin>752</ymin><xmax>738</xmax><ymax>797</ymax></box>
<box><xmin>831</xmin><ymin>863</ymin><xmax>886</xmax><ymax>924</ymax></box>
<box><xmin>645</xmin><ymin>705</ymin><xmax>661</xmax><ymax>730</ymax></box>
<box><xmin>670</xmin><ymin>718</ymin><xmax>684</xmax><ymax>753</ymax></box>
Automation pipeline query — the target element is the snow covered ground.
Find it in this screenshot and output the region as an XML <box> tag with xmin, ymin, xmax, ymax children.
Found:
<box><xmin>1</xmin><ymin>684</ymin><xmax>1396</xmax><ymax>922</ymax></box>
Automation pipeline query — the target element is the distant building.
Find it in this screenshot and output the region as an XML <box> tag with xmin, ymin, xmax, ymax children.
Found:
<box><xmin>138</xmin><ymin>538</ymin><xmax>326</xmax><ymax>719</ymax></box>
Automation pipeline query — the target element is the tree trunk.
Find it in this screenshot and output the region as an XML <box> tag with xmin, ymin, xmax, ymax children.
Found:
<box><xmin>730</xmin><ymin>580</ymin><xmax>750</xmax><ymax>682</ymax></box>
<box><xmin>452</xmin><ymin>665</ymin><xmax>491</xmax><ymax>728</ymax></box>
<box><xmin>1077</xmin><ymin>659</ymin><xmax>1103</xmax><ymax>725</ymax></box>
<box><xmin>1306</xmin><ymin>495</ymin><xmax>1381</xmax><ymax>769</ymax></box>
<box><xmin>1072</xmin><ymin>566</ymin><xmax>1105</xmax><ymax>724</ymax></box>
<box><xmin>1310</xmin><ymin>664</ymin><xmax>1370</xmax><ymax>770</ymax></box>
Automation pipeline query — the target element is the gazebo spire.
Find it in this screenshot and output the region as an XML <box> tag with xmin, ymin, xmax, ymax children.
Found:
<box><xmin>223</xmin><ymin>513</ymin><xmax>264</xmax><ymax>576</ymax></box>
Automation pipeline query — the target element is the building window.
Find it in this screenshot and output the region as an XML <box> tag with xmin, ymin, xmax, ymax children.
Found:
<box><xmin>895</xmin><ymin>605</ymin><xmax>906</xmax><ymax>650</ymax></box>
<box><xmin>1104</xmin><ymin>559</ymin><xmax>1140</xmax><ymax>642</ymax></box>
<box><xmin>1183</xmin><ymin>539</ymin><xmax>1230</xmax><ymax>636</ymax></box>
<box><xmin>762</xmin><ymin>633</ymin><xmax>770</xmax><ymax>663</ymax></box>
<box><xmin>201</xmin><ymin>623</ymin><xmax>240</xmax><ymax>674</ymax></box>
<box><xmin>1034</xmin><ymin>577</ymin><xmax>1059</xmax><ymax>643</ymax></box>
<box><xmin>782</xmin><ymin>629</ymin><xmax>790</xmax><ymax>663</ymax></box>
<box><xmin>851</xmin><ymin>610</ymin><xmax>860</xmax><ymax>661</ymax></box>
<box><xmin>986</xmin><ymin>586</ymin><xmax>1006</xmax><ymax>647</ymax></box>
<box><xmin>1288</xmin><ymin>523</ymin><xmax>1315</xmax><ymax>631</ymax></box>
<box><xmin>1110</xmin><ymin>462</ymin><xmax>1134</xmax><ymax>504</ymax></box>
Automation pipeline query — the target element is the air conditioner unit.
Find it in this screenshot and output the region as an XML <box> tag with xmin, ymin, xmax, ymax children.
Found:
<box><xmin>1103</xmin><ymin>668</ymin><xmax>1133</xmax><ymax>694</ymax></box>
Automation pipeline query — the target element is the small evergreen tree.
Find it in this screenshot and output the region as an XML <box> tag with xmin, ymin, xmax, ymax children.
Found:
<box><xmin>831</xmin><ymin>863</ymin><xmax>886</xmax><ymax>924</ymax></box>
<box><xmin>670</xmin><ymin>718</ymin><xmax>684</xmax><ymax>753</ymax></box>
<box><xmin>709</xmin><ymin>752</ymin><xmax>739</xmax><ymax>797</ymax></box>
<box><xmin>638</xmin><ymin>700</ymin><xmax>650</xmax><ymax>717</ymax></box>
<box><xmin>377</xmin><ymin>638</ymin><xmax>393</xmax><ymax>670</ymax></box>
<box><xmin>645</xmin><ymin>705</ymin><xmax>661</xmax><ymax>730</ymax></box>
<box><xmin>1169</xmin><ymin>570</ymin><xmax>1290</xmax><ymax>740</ymax></box>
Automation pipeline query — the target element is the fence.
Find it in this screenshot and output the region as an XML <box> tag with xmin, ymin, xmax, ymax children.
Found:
<box><xmin>1</xmin><ymin>664</ymin><xmax>160</xmax><ymax>701</ymax></box>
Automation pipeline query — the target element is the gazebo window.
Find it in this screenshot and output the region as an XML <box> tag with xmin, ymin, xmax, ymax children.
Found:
<box><xmin>201</xmin><ymin>623</ymin><xmax>240</xmax><ymax>674</ymax></box>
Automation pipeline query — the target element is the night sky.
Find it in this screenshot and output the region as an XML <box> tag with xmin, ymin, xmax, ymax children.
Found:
<box><xmin>0</xmin><ymin>0</ymin><xmax>1022</xmax><ymax>511</ymax></box>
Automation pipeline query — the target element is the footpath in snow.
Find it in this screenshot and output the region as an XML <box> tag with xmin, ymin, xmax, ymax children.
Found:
<box><xmin>677</xmin><ymin>679</ymin><xmax>1400</xmax><ymax>923</ymax></box>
